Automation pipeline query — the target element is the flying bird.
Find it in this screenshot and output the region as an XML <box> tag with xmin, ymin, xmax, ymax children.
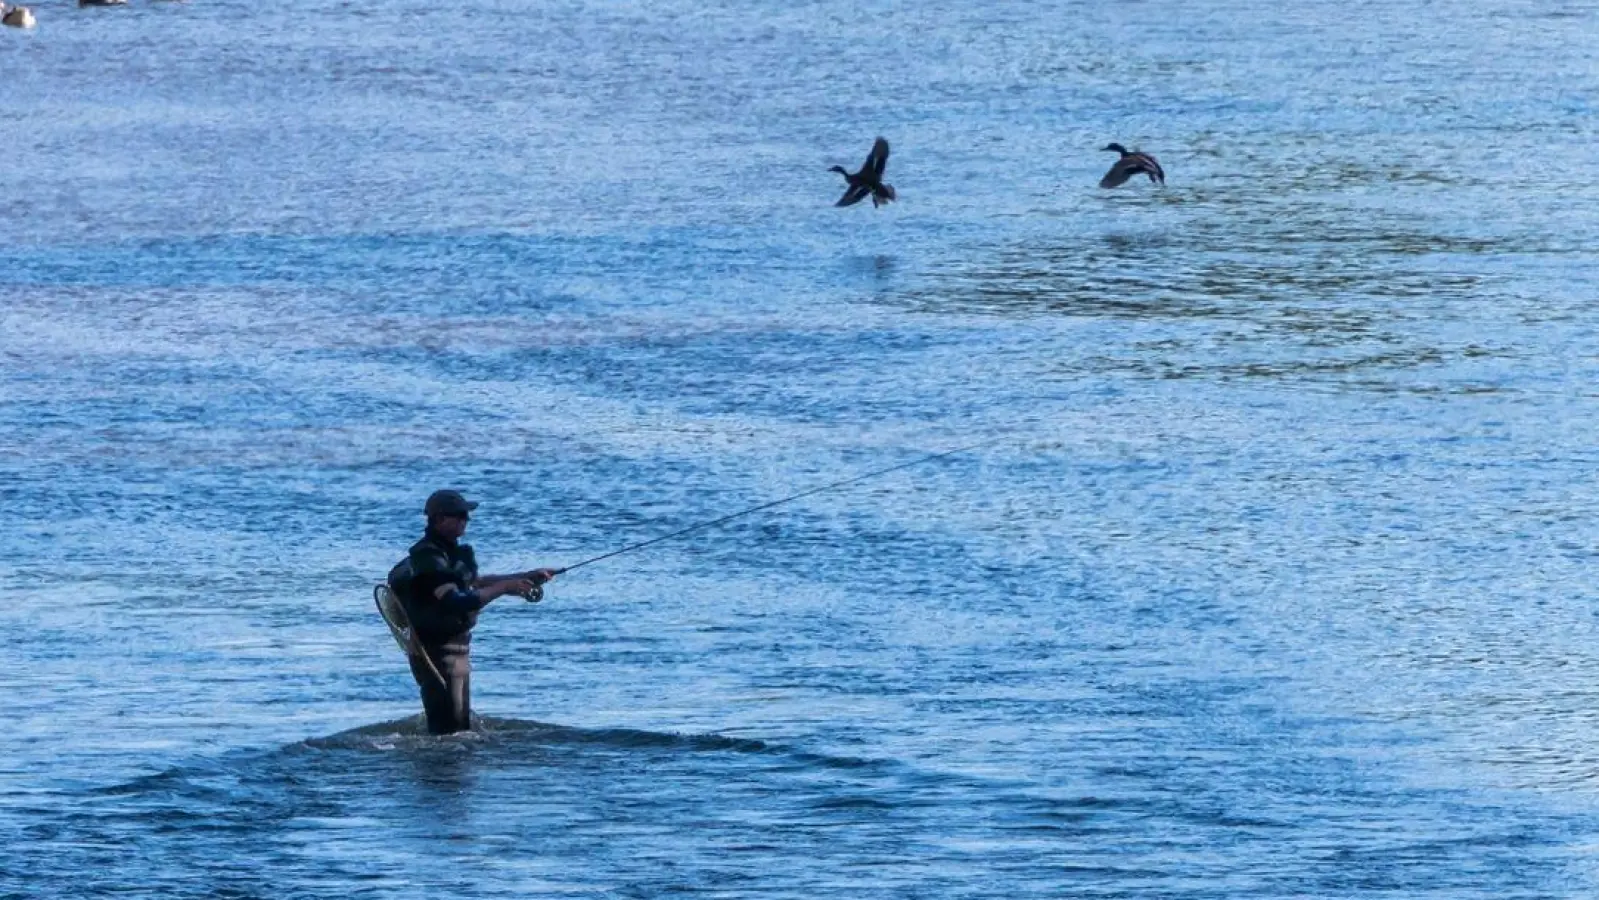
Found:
<box><xmin>2</xmin><ymin>3</ymin><xmax>36</xmax><ymax>26</ymax></box>
<box><xmin>1099</xmin><ymin>143</ymin><xmax>1165</xmax><ymax>188</ymax></box>
<box><xmin>830</xmin><ymin>137</ymin><xmax>896</xmax><ymax>208</ymax></box>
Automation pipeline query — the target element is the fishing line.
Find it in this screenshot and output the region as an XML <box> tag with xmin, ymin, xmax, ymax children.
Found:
<box><xmin>552</xmin><ymin>435</ymin><xmax>1005</xmax><ymax>577</ymax></box>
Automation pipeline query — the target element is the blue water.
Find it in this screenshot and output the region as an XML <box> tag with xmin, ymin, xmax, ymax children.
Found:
<box><xmin>5</xmin><ymin>0</ymin><xmax>1599</xmax><ymax>896</ymax></box>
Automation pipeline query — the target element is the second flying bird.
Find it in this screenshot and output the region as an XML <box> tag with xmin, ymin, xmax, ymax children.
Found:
<box><xmin>831</xmin><ymin>137</ymin><xmax>897</xmax><ymax>208</ymax></box>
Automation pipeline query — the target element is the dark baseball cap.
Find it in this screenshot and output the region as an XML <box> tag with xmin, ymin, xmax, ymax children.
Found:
<box><xmin>424</xmin><ymin>489</ymin><xmax>479</xmax><ymax>517</ymax></box>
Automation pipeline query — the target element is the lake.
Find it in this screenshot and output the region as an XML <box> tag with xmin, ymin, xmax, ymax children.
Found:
<box><xmin>3</xmin><ymin>0</ymin><xmax>1599</xmax><ymax>896</ymax></box>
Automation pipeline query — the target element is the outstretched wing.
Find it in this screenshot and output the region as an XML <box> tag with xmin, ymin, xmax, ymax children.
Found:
<box><xmin>1099</xmin><ymin>159</ymin><xmax>1133</xmax><ymax>189</ymax></box>
<box><xmin>1138</xmin><ymin>153</ymin><xmax>1165</xmax><ymax>184</ymax></box>
<box><xmin>864</xmin><ymin>137</ymin><xmax>890</xmax><ymax>178</ymax></box>
<box><xmin>836</xmin><ymin>184</ymin><xmax>871</xmax><ymax>207</ymax></box>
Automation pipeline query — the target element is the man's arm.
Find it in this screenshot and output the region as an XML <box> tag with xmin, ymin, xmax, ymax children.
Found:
<box><xmin>432</xmin><ymin>577</ymin><xmax>535</xmax><ymax>609</ymax></box>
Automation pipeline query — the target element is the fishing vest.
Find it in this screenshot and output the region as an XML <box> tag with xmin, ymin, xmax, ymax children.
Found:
<box><xmin>387</xmin><ymin>534</ymin><xmax>480</xmax><ymax>641</ymax></box>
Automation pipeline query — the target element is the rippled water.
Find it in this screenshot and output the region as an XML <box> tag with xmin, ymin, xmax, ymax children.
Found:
<box><xmin>5</xmin><ymin>0</ymin><xmax>1599</xmax><ymax>896</ymax></box>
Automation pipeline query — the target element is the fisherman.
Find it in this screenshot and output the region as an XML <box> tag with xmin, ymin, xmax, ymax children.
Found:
<box><xmin>389</xmin><ymin>489</ymin><xmax>559</xmax><ymax>735</ymax></box>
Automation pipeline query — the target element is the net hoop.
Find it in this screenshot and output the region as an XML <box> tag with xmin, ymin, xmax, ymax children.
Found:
<box><xmin>373</xmin><ymin>583</ymin><xmax>413</xmax><ymax>654</ymax></box>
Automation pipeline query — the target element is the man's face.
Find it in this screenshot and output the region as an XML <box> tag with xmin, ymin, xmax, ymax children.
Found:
<box><xmin>437</xmin><ymin>514</ymin><xmax>469</xmax><ymax>539</ymax></box>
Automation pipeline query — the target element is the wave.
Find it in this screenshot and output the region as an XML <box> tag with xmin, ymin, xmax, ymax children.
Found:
<box><xmin>303</xmin><ymin>715</ymin><xmax>773</xmax><ymax>756</ymax></box>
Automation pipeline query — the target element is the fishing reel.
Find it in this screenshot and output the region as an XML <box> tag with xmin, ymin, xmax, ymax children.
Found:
<box><xmin>516</xmin><ymin>567</ymin><xmax>563</xmax><ymax>604</ymax></box>
<box><xmin>517</xmin><ymin>569</ymin><xmax>561</xmax><ymax>603</ymax></box>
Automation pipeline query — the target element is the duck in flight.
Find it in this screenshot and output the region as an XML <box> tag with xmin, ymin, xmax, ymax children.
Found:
<box><xmin>2</xmin><ymin>3</ymin><xmax>36</xmax><ymax>26</ymax></box>
<box><xmin>1099</xmin><ymin>143</ymin><xmax>1165</xmax><ymax>188</ymax></box>
<box><xmin>831</xmin><ymin>137</ymin><xmax>896</xmax><ymax>208</ymax></box>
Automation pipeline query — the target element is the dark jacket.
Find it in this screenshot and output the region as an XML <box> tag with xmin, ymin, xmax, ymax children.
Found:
<box><xmin>390</xmin><ymin>531</ymin><xmax>481</xmax><ymax>643</ymax></box>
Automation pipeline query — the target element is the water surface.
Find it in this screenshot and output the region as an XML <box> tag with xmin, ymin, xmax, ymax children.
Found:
<box><xmin>4</xmin><ymin>0</ymin><xmax>1599</xmax><ymax>896</ymax></box>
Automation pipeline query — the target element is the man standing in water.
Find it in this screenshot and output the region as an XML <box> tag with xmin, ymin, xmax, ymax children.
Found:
<box><xmin>390</xmin><ymin>489</ymin><xmax>559</xmax><ymax>735</ymax></box>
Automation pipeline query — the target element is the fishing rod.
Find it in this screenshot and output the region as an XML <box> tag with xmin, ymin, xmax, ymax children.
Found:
<box><xmin>546</xmin><ymin>436</ymin><xmax>1005</xmax><ymax>580</ymax></box>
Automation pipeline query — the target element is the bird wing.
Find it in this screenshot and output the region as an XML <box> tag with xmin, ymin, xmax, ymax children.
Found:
<box><xmin>1099</xmin><ymin>160</ymin><xmax>1133</xmax><ymax>188</ymax></box>
<box><xmin>865</xmin><ymin>137</ymin><xmax>890</xmax><ymax>179</ymax></box>
<box><xmin>1136</xmin><ymin>153</ymin><xmax>1165</xmax><ymax>184</ymax></box>
<box><xmin>836</xmin><ymin>184</ymin><xmax>871</xmax><ymax>207</ymax></box>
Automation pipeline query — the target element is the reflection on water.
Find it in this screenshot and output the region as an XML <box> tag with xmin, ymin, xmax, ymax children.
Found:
<box><xmin>844</xmin><ymin>253</ymin><xmax>900</xmax><ymax>280</ymax></box>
